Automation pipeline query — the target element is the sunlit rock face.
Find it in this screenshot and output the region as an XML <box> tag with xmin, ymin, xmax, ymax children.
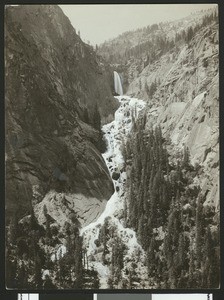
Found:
<box><xmin>125</xmin><ymin>20</ymin><xmax>219</xmax><ymax>210</ymax></box>
<box><xmin>5</xmin><ymin>5</ymin><xmax>116</xmax><ymax>222</ymax></box>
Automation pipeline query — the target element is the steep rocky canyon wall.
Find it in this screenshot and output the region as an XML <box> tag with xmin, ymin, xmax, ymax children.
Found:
<box><xmin>127</xmin><ymin>22</ymin><xmax>219</xmax><ymax>209</ymax></box>
<box><xmin>99</xmin><ymin>9</ymin><xmax>219</xmax><ymax>211</ymax></box>
<box><xmin>5</xmin><ymin>5</ymin><xmax>116</xmax><ymax>222</ymax></box>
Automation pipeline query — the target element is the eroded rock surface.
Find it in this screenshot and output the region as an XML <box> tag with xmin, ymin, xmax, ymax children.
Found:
<box><xmin>126</xmin><ymin>22</ymin><xmax>219</xmax><ymax>209</ymax></box>
<box><xmin>5</xmin><ymin>5</ymin><xmax>116</xmax><ymax>222</ymax></box>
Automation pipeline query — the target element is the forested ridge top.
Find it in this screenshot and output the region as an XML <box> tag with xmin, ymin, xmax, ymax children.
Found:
<box><xmin>98</xmin><ymin>7</ymin><xmax>218</xmax><ymax>68</ymax></box>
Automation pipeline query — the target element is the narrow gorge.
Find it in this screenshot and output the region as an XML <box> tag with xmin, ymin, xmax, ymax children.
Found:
<box><xmin>5</xmin><ymin>4</ymin><xmax>219</xmax><ymax>290</ymax></box>
<box><xmin>81</xmin><ymin>95</ymin><xmax>147</xmax><ymax>288</ymax></box>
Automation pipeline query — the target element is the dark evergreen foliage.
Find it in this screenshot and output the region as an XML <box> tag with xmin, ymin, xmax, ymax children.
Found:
<box><xmin>5</xmin><ymin>202</ymin><xmax>102</xmax><ymax>289</ymax></box>
<box><xmin>122</xmin><ymin>115</ymin><xmax>220</xmax><ymax>288</ymax></box>
<box><xmin>99</xmin><ymin>10</ymin><xmax>218</xmax><ymax>67</ymax></box>
<box><xmin>92</xmin><ymin>103</ymin><xmax>101</xmax><ymax>132</ymax></box>
<box><xmin>5</xmin><ymin>8</ymin><xmax>219</xmax><ymax>290</ymax></box>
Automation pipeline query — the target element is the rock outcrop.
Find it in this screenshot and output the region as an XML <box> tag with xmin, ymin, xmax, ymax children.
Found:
<box><xmin>102</xmin><ymin>8</ymin><xmax>218</xmax><ymax>211</ymax></box>
<box><xmin>128</xmin><ymin>21</ymin><xmax>219</xmax><ymax>210</ymax></box>
<box><xmin>99</xmin><ymin>6</ymin><xmax>219</xmax><ymax>211</ymax></box>
<box><xmin>5</xmin><ymin>5</ymin><xmax>117</xmax><ymax>223</ymax></box>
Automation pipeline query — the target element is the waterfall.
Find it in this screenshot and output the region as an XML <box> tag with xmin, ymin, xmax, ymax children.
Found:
<box><xmin>114</xmin><ymin>71</ymin><xmax>123</xmax><ymax>95</ymax></box>
<box><xmin>81</xmin><ymin>96</ymin><xmax>147</xmax><ymax>288</ymax></box>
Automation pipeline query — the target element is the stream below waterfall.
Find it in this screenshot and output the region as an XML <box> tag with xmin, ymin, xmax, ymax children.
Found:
<box><xmin>80</xmin><ymin>96</ymin><xmax>149</xmax><ymax>288</ymax></box>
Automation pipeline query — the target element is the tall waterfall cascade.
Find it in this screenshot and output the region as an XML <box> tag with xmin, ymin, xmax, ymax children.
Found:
<box><xmin>114</xmin><ymin>71</ymin><xmax>123</xmax><ymax>95</ymax></box>
<box><xmin>81</xmin><ymin>96</ymin><xmax>148</xmax><ymax>288</ymax></box>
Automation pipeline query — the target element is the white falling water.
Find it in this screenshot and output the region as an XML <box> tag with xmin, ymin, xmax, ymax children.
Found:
<box><xmin>81</xmin><ymin>95</ymin><xmax>149</xmax><ymax>288</ymax></box>
<box><xmin>114</xmin><ymin>71</ymin><xmax>123</xmax><ymax>95</ymax></box>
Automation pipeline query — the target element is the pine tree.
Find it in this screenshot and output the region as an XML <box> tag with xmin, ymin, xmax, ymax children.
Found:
<box><xmin>138</xmin><ymin>214</ymin><xmax>145</xmax><ymax>247</ymax></box>
<box><xmin>43</xmin><ymin>275</ymin><xmax>56</xmax><ymax>289</ymax></box>
<box><xmin>34</xmin><ymin>253</ymin><xmax>43</xmax><ymax>288</ymax></box>
<box><xmin>195</xmin><ymin>194</ymin><xmax>204</xmax><ymax>268</ymax></box>
<box><xmin>74</xmin><ymin>235</ymin><xmax>84</xmax><ymax>288</ymax></box>
<box><xmin>92</xmin><ymin>269</ymin><xmax>100</xmax><ymax>289</ymax></box>
<box><xmin>147</xmin><ymin>237</ymin><xmax>156</xmax><ymax>276</ymax></box>
<box><xmin>188</xmin><ymin>249</ymin><xmax>195</xmax><ymax>286</ymax></box>
<box><xmin>92</xmin><ymin>103</ymin><xmax>101</xmax><ymax>131</ymax></box>
<box><xmin>202</xmin><ymin>226</ymin><xmax>219</xmax><ymax>288</ymax></box>
<box><xmin>186</xmin><ymin>26</ymin><xmax>194</xmax><ymax>43</ymax></box>
<box><xmin>128</xmin><ymin>269</ymin><xmax>134</xmax><ymax>289</ymax></box>
<box><xmin>176</xmin><ymin>233</ymin><xmax>188</xmax><ymax>274</ymax></box>
<box><xmin>182</xmin><ymin>146</ymin><xmax>190</xmax><ymax>169</ymax></box>
<box><xmin>107</xmin><ymin>275</ymin><xmax>114</xmax><ymax>288</ymax></box>
<box><xmin>43</xmin><ymin>205</ymin><xmax>50</xmax><ymax>239</ymax></box>
<box><xmin>17</xmin><ymin>261</ymin><xmax>27</xmax><ymax>288</ymax></box>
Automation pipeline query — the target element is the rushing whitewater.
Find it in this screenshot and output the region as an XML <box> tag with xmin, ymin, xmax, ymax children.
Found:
<box><xmin>81</xmin><ymin>95</ymin><xmax>149</xmax><ymax>288</ymax></box>
<box><xmin>114</xmin><ymin>71</ymin><xmax>123</xmax><ymax>95</ymax></box>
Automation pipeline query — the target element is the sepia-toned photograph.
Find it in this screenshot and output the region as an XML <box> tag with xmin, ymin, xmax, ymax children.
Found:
<box><xmin>5</xmin><ymin>3</ymin><xmax>219</xmax><ymax>290</ymax></box>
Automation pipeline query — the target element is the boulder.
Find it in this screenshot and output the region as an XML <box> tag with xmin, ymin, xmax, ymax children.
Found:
<box><xmin>112</xmin><ymin>172</ymin><xmax>120</xmax><ymax>181</ymax></box>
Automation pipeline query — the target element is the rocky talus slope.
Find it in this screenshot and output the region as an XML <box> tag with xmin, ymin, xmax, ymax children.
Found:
<box><xmin>5</xmin><ymin>5</ymin><xmax>117</xmax><ymax>224</ymax></box>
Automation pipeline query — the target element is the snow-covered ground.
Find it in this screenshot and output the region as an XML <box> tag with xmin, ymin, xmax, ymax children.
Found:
<box><xmin>81</xmin><ymin>95</ymin><xmax>148</xmax><ymax>288</ymax></box>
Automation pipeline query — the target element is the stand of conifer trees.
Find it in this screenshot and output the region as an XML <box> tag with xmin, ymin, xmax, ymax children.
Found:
<box><xmin>122</xmin><ymin>114</ymin><xmax>219</xmax><ymax>288</ymax></box>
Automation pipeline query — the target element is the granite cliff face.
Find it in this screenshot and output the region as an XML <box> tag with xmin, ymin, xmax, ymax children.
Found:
<box><xmin>100</xmin><ymin>8</ymin><xmax>219</xmax><ymax>211</ymax></box>
<box><xmin>127</xmin><ymin>21</ymin><xmax>219</xmax><ymax>210</ymax></box>
<box><xmin>5</xmin><ymin>6</ymin><xmax>219</xmax><ymax>289</ymax></box>
<box><xmin>5</xmin><ymin>5</ymin><xmax>117</xmax><ymax>223</ymax></box>
<box><xmin>92</xmin><ymin>9</ymin><xmax>219</xmax><ymax>288</ymax></box>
